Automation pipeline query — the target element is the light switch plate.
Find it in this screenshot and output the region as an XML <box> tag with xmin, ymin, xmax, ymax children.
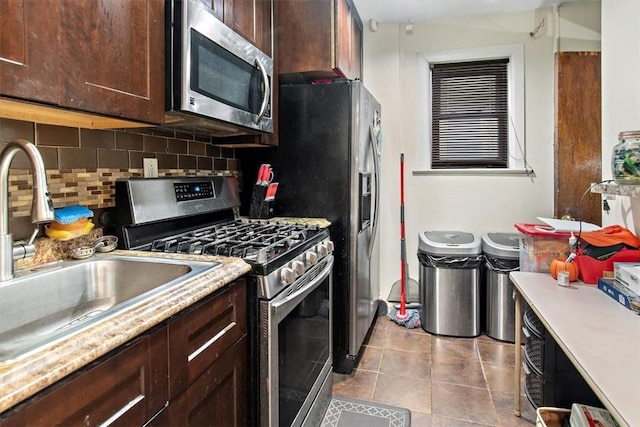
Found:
<box><xmin>143</xmin><ymin>158</ymin><xmax>158</xmax><ymax>178</ymax></box>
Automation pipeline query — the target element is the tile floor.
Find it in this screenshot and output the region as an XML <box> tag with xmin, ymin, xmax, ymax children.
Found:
<box><xmin>332</xmin><ymin>316</ymin><xmax>537</xmax><ymax>426</ymax></box>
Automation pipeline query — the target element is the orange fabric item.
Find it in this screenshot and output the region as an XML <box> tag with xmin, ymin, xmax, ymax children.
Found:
<box><xmin>580</xmin><ymin>225</ymin><xmax>640</xmax><ymax>248</ymax></box>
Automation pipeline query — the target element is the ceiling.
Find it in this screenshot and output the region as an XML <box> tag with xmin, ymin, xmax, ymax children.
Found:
<box><xmin>352</xmin><ymin>0</ymin><xmax>587</xmax><ymax>24</ymax></box>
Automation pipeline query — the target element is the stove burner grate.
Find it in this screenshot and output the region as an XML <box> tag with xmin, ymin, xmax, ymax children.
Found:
<box><xmin>149</xmin><ymin>220</ymin><xmax>315</xmax><ymax>265</ymax></box>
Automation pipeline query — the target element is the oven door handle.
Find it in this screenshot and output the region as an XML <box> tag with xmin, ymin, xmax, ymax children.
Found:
<box><xmin>270</xmin><ymin>256</ymin><xmax>334</xmax><ymax>323</ymax></box>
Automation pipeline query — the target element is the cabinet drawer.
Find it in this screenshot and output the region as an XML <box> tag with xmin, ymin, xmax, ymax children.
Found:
<box><xmin>0</xmin><ymin>327</ymin><xmax>168</xmax><ymax>426</ymax></box>
<box><xmin>168</xmin><ymin>279</ymin><xmax>247</xmax><ymax>398</ymax></box>
<box><xmin>167</xmin><ymin>335</ymin><xmax>249</xmax><ymax>426</ymax></box>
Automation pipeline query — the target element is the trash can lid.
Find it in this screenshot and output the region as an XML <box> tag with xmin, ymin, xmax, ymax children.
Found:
<box><xmin>419</xmin><ymin>231</ymin><xmax>481</xmax><ymax>255</ymax></box>
<box><xmin>482</xmin><ymin>232</ymin><xmax>520</xmax><ymax>259</ymax></box>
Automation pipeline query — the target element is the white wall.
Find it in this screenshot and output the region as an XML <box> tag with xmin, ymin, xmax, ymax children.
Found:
<box><xmin>601</xmin><ymin>0</ymin><xmax>640</xmax><ymax>232</ymax></box>
<box><xmin>559</xmin><ymin>0</ymin><xmax>602</xmax><ymax>51</ymax></box>
<box><xmin>362</xmin><ymin>4</ymin><xmax>602</xmax><ymax>303</ymax></box>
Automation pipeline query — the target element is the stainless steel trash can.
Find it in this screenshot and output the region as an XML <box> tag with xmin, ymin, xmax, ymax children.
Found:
<box><xmin>418</xmin><ymin>231</ymin><xmax>482</xmax><ymax>337</ymax></box>
<box><xmin>482</xmin><ymin>232</ymin><xmax>520</xmax><ymax>342</ymax></box>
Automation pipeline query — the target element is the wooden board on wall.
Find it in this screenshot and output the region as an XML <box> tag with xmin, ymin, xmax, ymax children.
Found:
<box><xmin>554</xmin><ymin>51</ymin><xmax>602</xmax><ymax>226</ymax></box>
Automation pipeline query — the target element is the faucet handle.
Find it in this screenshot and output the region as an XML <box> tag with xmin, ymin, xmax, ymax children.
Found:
<box><xmin>27</xmin><ymin>228</ymin><xmax>39</xmax><ymax>246</ymax></box>
<box><xmin>12</xmin><ymin>228</ymin><xmax>39</xmax><ymax>261</ymax></box>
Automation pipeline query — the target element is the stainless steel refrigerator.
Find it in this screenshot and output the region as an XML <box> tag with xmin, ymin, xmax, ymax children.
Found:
<box><xmin>248</xmin><ymin>79</ymin><xmax>382</xmax><ymax>374</ymax></box>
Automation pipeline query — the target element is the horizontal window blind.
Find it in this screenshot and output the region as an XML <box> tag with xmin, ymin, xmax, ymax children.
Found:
<box><xmin>431</xmin><ymin>59</ymin><xmax>509</xmax><ymax>168</ymax></box>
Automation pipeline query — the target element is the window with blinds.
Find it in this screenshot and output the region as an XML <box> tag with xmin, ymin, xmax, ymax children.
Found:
<box><xmin>431</xmin><ymin>59</ymin><xmax>509</xmax><ymax>169</ymax></box>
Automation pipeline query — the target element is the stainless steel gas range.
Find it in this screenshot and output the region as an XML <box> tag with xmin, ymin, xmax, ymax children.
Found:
<box><xmin>113</xmin><ymin>176</ymin><xmax>334</xmax><ymax>427</ymax></box>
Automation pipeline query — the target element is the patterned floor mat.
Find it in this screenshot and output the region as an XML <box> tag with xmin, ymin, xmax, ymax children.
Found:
<box><xmin>321</xmin><ymin>397</ymin><xmax>411</xmax><ymax>427</ymax></box>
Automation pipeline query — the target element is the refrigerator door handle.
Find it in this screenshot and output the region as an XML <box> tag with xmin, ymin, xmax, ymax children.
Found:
<box><xmin>368</xmin><ymin>125</ymin><xmax>381</xmax><ymax>258</ymax></box>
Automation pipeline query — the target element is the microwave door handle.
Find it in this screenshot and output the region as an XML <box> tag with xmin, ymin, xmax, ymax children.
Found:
<box><xmin>253</xmin><ymin>57</ymin><xmax>271</xmax><ymax>124</ymax></box>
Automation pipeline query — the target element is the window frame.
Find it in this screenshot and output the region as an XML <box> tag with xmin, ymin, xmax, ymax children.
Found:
<box><xmin>417</xmin><ymin>44</ymin><xmax>526</xmax><ymax>174</ymax></box>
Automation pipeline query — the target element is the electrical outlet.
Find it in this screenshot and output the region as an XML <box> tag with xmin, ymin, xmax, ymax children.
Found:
<box><xmin>143</xmin><ymin>158</ymin><xmax>158</xmax><ymax>178</ymax></box>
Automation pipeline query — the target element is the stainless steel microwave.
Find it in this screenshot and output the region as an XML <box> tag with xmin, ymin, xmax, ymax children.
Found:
<box><xmin>165</xmin><ymin>0</ymin><xmax>273</xmax><ymax>136</ymax></box>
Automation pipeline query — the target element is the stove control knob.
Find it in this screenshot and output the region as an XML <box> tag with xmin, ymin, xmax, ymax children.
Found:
<box><xmin>280</xmin><ymin>267</ymin><xmax>295</xmax><ymax>286</ymax></box>
<box><xmin>324</xmin><ymin>241</ymin><xmax>334</xmax><ymax>253</ymax></box>
<box><xmin>305</xmin><ymin>251</ymin><xmax>318</xmax><ymax>266</ymax></box>
<box><xmin>316</xmin><ymin>244</ymin><xmax>328</xmax><ymax>258</ymax></box>
<box><xmin>291</xmin><ymin>260</ymin><xmax>305</xmax><ymax>277</ymax></box>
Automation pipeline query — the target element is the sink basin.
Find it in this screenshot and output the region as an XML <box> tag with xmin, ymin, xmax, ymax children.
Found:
<box><xmin>0</xmin><ymin>254</ymin><xmax>220</xmax><ymax>362</ymax></box>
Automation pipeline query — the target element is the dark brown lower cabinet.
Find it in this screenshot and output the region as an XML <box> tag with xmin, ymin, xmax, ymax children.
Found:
<box><xmin>168</xmin><ymin>279</ymin><xmax>247</xmax><ymax>399</ymax></box>
<box><xmin>167</xmin><ymin>278</ymin><xmax>249</xmax><ymax>426</ymax></box>
<box><xmin>167</xmin><ymin>336</ymin><xmax>249</xmax><ymax>426</ymax></box>
<box><xmin>0</xmin><ymin>327</ymin><xmax>169</xmax><ymax>426</ymax></box>
<box><xmin>0</xmin><ymin>279</ymin><xmax>248</xmax><ymax>427</ymax></box>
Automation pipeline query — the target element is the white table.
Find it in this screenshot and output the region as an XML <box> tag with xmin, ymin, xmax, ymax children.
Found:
<box><xmin>510</xmin><ymin>272</ymin><xmax>640</xmax><ymax>427</ymax></box>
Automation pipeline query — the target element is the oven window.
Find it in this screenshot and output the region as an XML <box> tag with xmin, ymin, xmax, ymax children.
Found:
<box><xmin>278</xmin><ymin>277</ymin><xmax>330</xmax><ymax>427</ymax></box>
<box><xmin>190</xmin><ymin>29</ymin><xmax>262</xmax><ymax>114</ymax></box>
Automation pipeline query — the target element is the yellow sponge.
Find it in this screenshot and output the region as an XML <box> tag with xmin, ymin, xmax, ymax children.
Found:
<box><xmin>45</xmin><ymin>220</ymin><xmax>95</xmax><ymax>241</ymax></box>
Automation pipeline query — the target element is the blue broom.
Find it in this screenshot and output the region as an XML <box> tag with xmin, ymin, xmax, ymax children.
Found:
<box><xmin>389</xmin><ymin>154</ymin><xmax>420</xmax><ymax>329</ymax></box>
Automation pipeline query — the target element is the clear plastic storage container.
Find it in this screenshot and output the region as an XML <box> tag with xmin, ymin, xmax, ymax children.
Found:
<box><xmin>514</xmin><ymin>223</ymin><xmax>571</xmax><ymax>273</ymax></box>
<box><xmin>612</xmin><ymin>130</ymin><xmax>640</xmax><ymax>184</ymax></box>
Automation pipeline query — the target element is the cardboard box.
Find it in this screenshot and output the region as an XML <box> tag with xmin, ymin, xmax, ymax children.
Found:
<box><xmin>613</xmin><ymin>262</ymin><xmax>640</xmax><ymax>294</ymax></box>
<box><xmin>597</xmin><ymin>277</ymin><xmax>640</xmax><ymax>314</ymax></box>
<box><xmin>535</xmin><ymin>407</ymin><xmax>570</xmax><ymax>427</ymax></box>
<box><xmin>514</xmin><ymin>223</ymin><xmax>571</xmax><ymax>273</ymax></box>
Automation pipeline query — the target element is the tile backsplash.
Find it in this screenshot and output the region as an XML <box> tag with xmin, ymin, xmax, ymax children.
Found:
<box><xmin>1</xmin><ymin>118</ymin><xmax>240</xmax><ymax>221</ymax></box>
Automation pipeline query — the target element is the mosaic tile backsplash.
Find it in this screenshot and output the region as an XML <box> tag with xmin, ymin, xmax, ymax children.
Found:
<box><xmin>1</xmin><ymin>118</ymin><xmax>240</xmax><ymax>219</ymax></box>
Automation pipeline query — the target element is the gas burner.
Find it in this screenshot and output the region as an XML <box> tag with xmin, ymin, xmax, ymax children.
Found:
<box><xmin>148</xmin><ymin>220</ymin><xmax>318</xmax><ymax>266</ymax></box>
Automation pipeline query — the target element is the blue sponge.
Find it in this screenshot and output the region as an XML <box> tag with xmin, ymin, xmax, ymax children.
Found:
<box><xmin>54</xmin><ymin>205</ymin><xmax>94</xmax><ymax>224</ymax></box>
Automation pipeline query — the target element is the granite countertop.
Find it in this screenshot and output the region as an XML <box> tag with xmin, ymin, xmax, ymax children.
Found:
<box><xmin>0</xmin><ymin>250</ymin><xmax>251</xmax><ymax>414</ymax></box>
<box><xmin>240</xmin><ymin>216</ymin><xmax>332</xmax><ymax>228</ymax></box>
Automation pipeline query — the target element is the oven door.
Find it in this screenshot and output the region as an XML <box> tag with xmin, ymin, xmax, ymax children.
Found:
<box><xmin>260</xmin><ymin>256</ymin><xmax>334</xmax><ymax>427</ymax></box>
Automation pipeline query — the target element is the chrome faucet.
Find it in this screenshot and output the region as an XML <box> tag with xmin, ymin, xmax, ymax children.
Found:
<box><xmin>0</xmin><ymin>139</ymin><xmax>54</xmax><ymax>281</ymax></box>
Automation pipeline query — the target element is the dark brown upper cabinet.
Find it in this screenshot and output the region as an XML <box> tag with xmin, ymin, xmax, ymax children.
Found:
<box><xmin>203</xmin><ymin>0</ymin><xmax>273</xmax><ymax>58</ymax></box>
<box><xmin>59</xmin><ymin>1</ymin><xmax>165</xmax><ymax>124</ymax></box>
<box><xmin>0</xmin><ymin>0</ymin><xmax>165</xmax><ymax>125</ymax></box>
<box><xmin>231</xmin><ymin>0</ymin><xmax>273</xmax><ymax>58</ymax></box>
<box><xmin>276</xmin><ymin>0</ymin><xmax>363</xmax><ymax>81</ymax></box>
<box><xmin>0</xmin><ymin>0</ymin><xmax>61</xmax><ymax>105</ymax></box>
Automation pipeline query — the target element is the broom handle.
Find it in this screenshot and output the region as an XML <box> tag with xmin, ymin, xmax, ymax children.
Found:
<box><xmin>400</xmin><ymin>153</ymin><xmax>406</xmax><ymax>315</ymax></box>
<box><xmin>400</xmin><ymin>241</ymin><xmax>407</xmax><ymax>314</ymax></box>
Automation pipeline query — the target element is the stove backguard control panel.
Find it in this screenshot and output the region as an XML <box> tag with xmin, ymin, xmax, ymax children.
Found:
<box><xmin>174</xmin><ymin>181</ymin><xmax>215</xmax><ymax>201</ymax></box>
<box><xmin>115</xmin><ymin>176</ymin><xmax>240</xmax><ymax>226</ymax></box>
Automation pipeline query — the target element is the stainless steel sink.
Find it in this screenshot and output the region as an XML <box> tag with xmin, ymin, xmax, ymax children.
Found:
<box><xmin>0</xmin><ymin>254</ymin><xmax>220</xmax><ymax>362</ymax></box>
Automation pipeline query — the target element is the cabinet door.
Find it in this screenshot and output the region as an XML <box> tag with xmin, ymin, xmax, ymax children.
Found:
<box><xmin>58</xmin><ymin>0</ymin><xmax>165</xmax><ymax>123</ymax></box>
<box><xmin>226</xmin><ymin>0</ymin><xmax>272</xmax><ymax>57</ymax></box>
<box><xmin>167</xmin><ymin>335</ymin><xmax>249</xmax><ymax>427</ymax></box>
<box><xmin>276</xmin><ymin>0</ymin><xmax>362</xmax><ymax>80</ymax></box>
<box><xmin>0</xmin><ymin>328</ymin><xmax>168</xmax><ymax>426</ymax></box>
<box><xmin>205</xmin><ymin>0</ymin><xmax>225</xmax><ymax>21</ymax></box>
<box><xmin>168</xmin><ymin>279</ymin><xmax>247</xmax><ymax>399</ymax></box>
<box><xmin>554</xmin><ymin>52</ymin><xmax>602</xmax><ymax>225</ymax></box>
<box><xmin>0</xmin><ymin>0</ymin><xmax>60</xmax><ymax>104</ymax></box>
<box><xmin>335</xmin><ymin>0</ymin><xmax>362</xmax><ymax>80</ymax></box>
<box><xmin>201</xmin><ymin>0</ymin><xmax>273</xmax><ymax>57</ymax></box>
<box><xmin>276</xmin><ymin>0</ymin><xmax>332</xmax><ymax>76</ymax></box>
